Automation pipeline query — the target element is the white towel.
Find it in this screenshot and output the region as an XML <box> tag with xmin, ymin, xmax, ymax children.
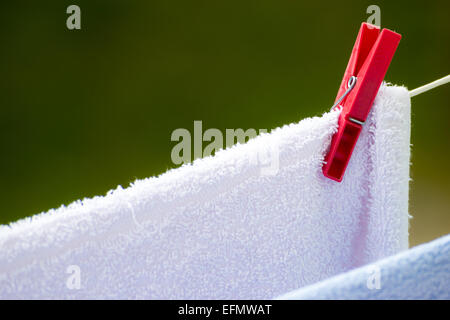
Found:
<box><xmin>0</xmin><ymin>84</ymin><xmax>411</xmax><ymax>299</ymax></box>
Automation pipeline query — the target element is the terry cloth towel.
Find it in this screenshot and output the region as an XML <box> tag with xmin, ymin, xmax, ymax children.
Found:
<box><xmin>0</xmin><ymin>84</ymin><xmax>411</xmax><ymax>299</ymax></box>
<box><xmin>277</xmin><ymin>234</ymin><xmax>450</xmax><ymax>300</ymax></box>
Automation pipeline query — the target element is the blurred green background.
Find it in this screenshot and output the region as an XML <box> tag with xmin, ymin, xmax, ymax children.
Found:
<box><xmin>0</xmin><ymin>1</ymin><xmax>449</xmax><ymax>246</ymax></box>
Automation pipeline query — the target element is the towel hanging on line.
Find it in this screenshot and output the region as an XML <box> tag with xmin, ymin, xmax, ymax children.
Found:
<box><xmin>0</xmin><ymin>84</ymin><xmax>411</xmax><ymax>299</ymax></box>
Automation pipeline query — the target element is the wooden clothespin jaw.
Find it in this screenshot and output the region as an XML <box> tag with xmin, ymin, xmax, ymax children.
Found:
<box><xmin>323</xmin><ymin>22</ymin><xmax>402</xmax><ymax>182</ymax></box>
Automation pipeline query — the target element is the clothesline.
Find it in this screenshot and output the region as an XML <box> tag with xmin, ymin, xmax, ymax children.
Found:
<box><xmin>409</xmin><ymin>74</ymin><xmax>450</xmax><ymax>97</ymax></box>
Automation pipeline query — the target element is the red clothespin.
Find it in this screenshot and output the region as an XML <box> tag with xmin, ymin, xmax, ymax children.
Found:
<box><xmin>323</xmin><ymin>22</ymin><xmax>401</xmax><ymax>182</ymax></box>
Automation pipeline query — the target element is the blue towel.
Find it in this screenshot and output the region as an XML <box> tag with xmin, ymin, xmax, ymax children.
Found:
<box><xmin>277</xmin><ymin>234</ymin><xmax>450</xmax><ymax>300</ymax></box>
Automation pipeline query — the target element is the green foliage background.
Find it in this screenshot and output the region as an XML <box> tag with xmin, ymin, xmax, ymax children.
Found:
<box><xmin>1</xmin><ymin>1</ymin><xmax>449</xmax><ymax>246</ymax></box>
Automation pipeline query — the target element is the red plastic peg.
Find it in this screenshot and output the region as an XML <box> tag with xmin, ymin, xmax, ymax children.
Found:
<box><xmin>323</xmin><ymin>23</ymin><xmax>401</xmax><ymax>182</ymax></box>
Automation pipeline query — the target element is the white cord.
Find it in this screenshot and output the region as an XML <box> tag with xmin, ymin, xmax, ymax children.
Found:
<box><xmin>409</xmin><ymin>74</ymin><xmax>450</xmax><ymax>97</ymax></box>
